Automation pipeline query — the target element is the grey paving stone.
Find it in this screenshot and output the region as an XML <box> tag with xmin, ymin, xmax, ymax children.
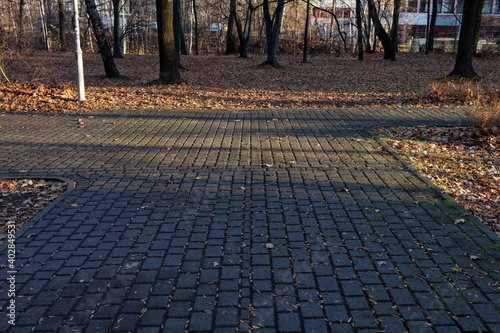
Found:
<box><xmin>1</xmin><ymin>108</ymin><xmax>499</xmax><ymax>333</ymax></box>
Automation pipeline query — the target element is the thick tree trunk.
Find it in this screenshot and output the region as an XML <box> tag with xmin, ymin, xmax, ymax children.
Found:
<box><xmin>261</xmin><ymin>0</ymin><xmax>285</xmax><ymax>67</ymax></box>
<box><xmin>303</xmin><ymin>0</ymin><xmax>310</xmax><ymax>63</ymax></box>
<box><xmin>157</xmin><ymin>0</ymin><xmax>181</xmax><ymax>83</ymax></box>
<box><xmin>356</xmin><ymin>0</ymin><xmax>363</xmax><ymax>60</ymax></box>
<box><xmin>226</xmin><ymin>0</ymin><xmax>239</xmax><ymax>54</ymax></box>
<box><xmin>472</xmin><ymin>0</ymin><xmax>486</xmax><ymax>55</ymax></box>
<box><xmin>85</xmin><ymin>0</ymin><xmax>120</xmax><ymax>77</ymax></box>
<box><xmin>367</xmin><ymin>0</ymin><xmax>395</xmax><ymax>60</ymax></box>
<box><xmin>113</xmin><ymin>0</ymin><xmax>123</xmax><ymax>58</ymax></box>
<box><xmin>449</xmin><ymin>0</ymin><xmax>480</xmax><ymax>77</ymax></box>
<box><xmin>58</xmin><ymin>0</ymin><xmax>66</xmax><ymax>51</ymax></box>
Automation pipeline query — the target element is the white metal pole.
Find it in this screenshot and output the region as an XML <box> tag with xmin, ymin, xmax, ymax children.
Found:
<box><xmin>74</xmin><ymin>0</ymin><xmax>85</xmax><ymax>102</ymax></box>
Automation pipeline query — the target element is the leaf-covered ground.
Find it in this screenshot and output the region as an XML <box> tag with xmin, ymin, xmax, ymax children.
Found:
<box><xmin>378</xmin><ymin>126</ymin><xmax>500</xmax><ymax>237</ymax></box>
<box><xmin>0</xmin><ymin>179</ymin><xmax>67</xmax><ymax>241</ymax></box>
<box><xmin>1</xmin><ymin>51</ymin><xmax>499</xmax><ymax>113</ymax></box>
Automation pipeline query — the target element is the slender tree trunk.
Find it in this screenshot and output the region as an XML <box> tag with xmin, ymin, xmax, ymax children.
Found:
<box><xmin>173</xmin><ymin>0</ymin><xmax>184</xmax><ymax>67</ymax></box>
<box><xmin>85</xmin><ymin>0</ymin><xmax>120</xmax><ymax>76</ymax></box>
<box><xmin>261</xmin><ymin>0</ymin><xmax>285</xmax><ymax>67</ymax></box>
<box><xmin>390</xmin><ymin>0</ymin><xmax>401</xmax><ymax>54</ymax></box>
<box><xmin>113</xmin><ymin>0</ymin><xmax>123</xmax><ymax>58</ymax></box>
<box><xmin>367</xmin><ymin>0</ymin><xmax>395</xmax><ymax>60</ymax></box>
<box><xmin>157</xmin><ymin>0</ymin><xmax>181</xmax><ymax>82</ymax></box>
<box><xmin>428</xmin><ymin>0</ymin><xmax>438</xmax><ymax>51</ymax></box>
<box><xmin>365</xmin><ymin>5</ymin><xmax>373</xmax><ymax>53</ymax></box>
<box><xmin>40</xmin><ymin>0</ymin><xmax>51</xmax><ymax>51</ymax></box>
<box><xmin>449</xmin><ymin>0</ymin><xmax>480</xmax><ymax>77</ymax></box>
<box><xmin>472</xmin><ymin>0</ymin><xmax>486</xmax><ymax>55</ymax></box>
<box><xmin>236</xmin><ymin>0</ymin><xmax>253</xmax><ymax>58</ymax></box>
<box><xmin>355</xmin><ymin>0</ymin><xmax>363</xmax><ymax>60</ymax></box>
<box><xmin>17</xmin><ymin>0</ymin><xmax>25</xmax><ymax>49</ymax></box>
<box><xmin>58</xmin><ymin>0</ymin><xmax>66</xmax><ymax>51</ymax></box>
<box><xmin>303</xmin><ymin>0</ymin><xmax>310</xmax><ymax>63</ymax></box>
<box><xmin>226</xmin><ymin>0</ymin><xmax>239</xmax><ymax>54</ymax></box>
<box><xmin>192</xmin><ymin>0</ymin><xmax>198</xmax><ymax>55</ymax></box>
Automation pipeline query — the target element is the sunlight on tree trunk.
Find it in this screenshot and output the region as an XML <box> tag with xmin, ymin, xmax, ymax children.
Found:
<box><xmin>261</xmin><ymin>0</ymin><xmax>285</xmax><ymax>68</ymax></box>
<box><xmin>157</xmin><ymin>0</ymin><xmax>181</xmax><ymax>83</ymax></box>
<box><xmin>85</xmin><ymin>0</ymin><xmax>120</xmax><ymax>77</ymax></box>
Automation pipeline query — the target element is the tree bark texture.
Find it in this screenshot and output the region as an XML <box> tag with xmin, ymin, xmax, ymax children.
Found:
<box><xmin>173</xmin><ymin>0</ymin><xmax>184</xmax><ymax>67</ymax></box>
<box><xmin>449</xmin><ymin>0</ymin><xmax>480</xmax><ymax>77</ymax></box>
<box><xmin>226</xmin><ymin>0</ymin><xmax>239</xmax><ymax>54</ymax></box>
<box><xmin>472</xmin><ymin>0</ymin><xmax>485</xmax><ymax>55</ymax></box>
<box><xmin>156</xmin><ymin>0</ymin><xmax>181</xmax><ymax>82</ymax></box>
<box><xmin>261</xmin><ymin>0</ymin><xmax>285</xmax><ymax>67</ymax></box>
<box><xmin>58</xmin><ymin>0</ymin><xmax>66</xmax><ymax>51</ymax></box>
<box><xmin>17</xmin><ymin>0</ymin><xmax>25</xmax><ymax>49</ymax></box>
<box><xmin>192</xmin><ymin>0</ymin><xmax>198</xmax><ymax>55</ymax></box>
<box><xmin>113</xmin><ymin>0</ymin><xmax>123</xmax><ymax>58</ymax></box>
<box><xmin>356</xmin><ymin>0</ymin><xmax>363</xmax><ymax>60</ymax></box>
<box><xmin>367</xmin><ymin>0</ymin><xmax>395</xmax><ymax>60</ymax></box>
<box><xmin>390</xmin><ymin>0</ymin><xmax>401</xmax><ymax>54</ymax></box>
<box><xmin>303</xmin><ymin>0</ymin><xmax>310</xmax><ymax>63</ymax></box>
<box><xmin>85</xmin><ymin>0</ymin><xmax>120</xmax><ymax>76</ymax></box>
<box><xmin>428</xmin><ymin>0</ymin><xmax>438</xmax><ymax>51</ymax></box>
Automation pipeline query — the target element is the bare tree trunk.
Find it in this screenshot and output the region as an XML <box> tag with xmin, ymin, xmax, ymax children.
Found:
<box><xmin>235</xmin><ymin>0</ymin><xmax>253</xmax><ymax>58</ymax></box>
<box><xmin>449</xmin><ymin>0</ymin><xmax>480</xmax><ymax>77</ymax></box>
<box><xmin>428</xmin><ymin>0</ymin><xmax>438</xmax><ymax>51</ymax></box>
<box><xmin>157</xmin><ymin>0</ymin><xmax>181</xmax><ymax>82</ymax></box>
<box><xmin>39</xmin><ymin>0</ymin><xmax>51</xmax><ymax>51</ymax></box>
<box><xmin>113</xmin><ymin>0</ymin><xmax>123</xmax><ymax>57</ymax></box>
<box><xmin>85</xmin><ymin>0</ymin><xmax>120</xmax><ymax>76</ymax></box>
<box><xmin>192</xmin><ymin>0</ymin><xmax>198</xmax><ymax>55</ymax></box>
<box><xmin>367</xmin><ymin>0</ymin><xmax>395</xmax><ymax>60</ymax></box>
<box><xmin>58</xmin><ymin>0</ymin><xmax>67</xmax><ymax>51</ymax></box>
<box><xmin>173</xmin><ymin>0</ymin><xmax>184</xmax><ymax>67</ymax></box>
<box><xmin>472</xmin><ymin>0</ymin><xmax>486</xmax><ymax>55</ymax></box>
<box><xmin>17</xmin><ymin>0</ymin><xmax>24</xmax><ymax>49</ymax></box>
<box><xmin>365</xmin><ymin>7</ymin><xmax>373</xmax><ymax>52</ymax></box>
<box><xmin>303</xmin><ymin>0</ymin><xmax>310</xmax><ymax>63</ymax></box>
<box><xmin>226</xmin><ymin>0</ymin><xmax>239</xmax><ymax>54</ymax></box>
<box><xmin>356</xmin><ymin>0</ymin><xmax>363</xmax><ymax>60</ymax></box>
<box><xmin>390</xmin><ymin>0</ymin><xmax>401</xmax><ymax>54</ymax></box>
<box><xmin>261</xmin><ymin>0</ymin><xmax>285</xmax><ymax>67</ymax></box>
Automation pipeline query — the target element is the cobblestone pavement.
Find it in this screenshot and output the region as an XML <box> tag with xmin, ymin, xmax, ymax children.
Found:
<box><xmin>0</xmin><ymin>108</ymin><xmax>499</xmax><ymax>333</ymax></box>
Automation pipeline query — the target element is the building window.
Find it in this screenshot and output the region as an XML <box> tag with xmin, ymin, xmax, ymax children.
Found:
<box><xmin>481</xmin><ymin>26</ymin><xmax>500</xmax><ymax>37</ymax></box>
<box><xmin>436</xmin><ymin>0</ymin><xmax>442</xmax><ymax>13</ymax></box>
<box><xmin>483</xmin><ymin>0</ymin><xmax>493</xmax><ymax>13</ymax></box>
<box><xmin>444</xmin><ymin>0</ymin><xmax>454</xmax><ymax>13</ymax></box>
<box><xmin>420</xmin><ymin>0</ymin><xmax>428</xmax><ymax>12</ymax></box>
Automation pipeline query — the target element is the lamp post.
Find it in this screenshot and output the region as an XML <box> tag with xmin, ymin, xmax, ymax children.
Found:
<box><xmin>73</xmin><ymin>0</ymin><xmax>85</xmax><ymax>101</ymax></box>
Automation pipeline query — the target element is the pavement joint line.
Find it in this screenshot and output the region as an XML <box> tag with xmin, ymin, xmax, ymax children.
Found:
<box><xmin>0</xmin><ymin>108</ymin><xmax>499</xmax><ymax>332</ymax></box>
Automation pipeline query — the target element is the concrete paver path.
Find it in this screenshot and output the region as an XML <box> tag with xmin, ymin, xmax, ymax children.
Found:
<box><xmin>1</xmin><ymin>108</ymin><xmax>499</xmax><ymax>332</ymax></box>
